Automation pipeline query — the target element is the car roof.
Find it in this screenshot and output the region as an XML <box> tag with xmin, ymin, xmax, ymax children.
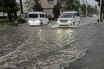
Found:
<box><xmin>28</xmin><ymin>12</ymin><xmax>45</xmax><ymax>14</ymax></box>
<box><xmin>63</xmin><ymin>11</ymin><xmax>78</xmax><ymax>13</ymax></box>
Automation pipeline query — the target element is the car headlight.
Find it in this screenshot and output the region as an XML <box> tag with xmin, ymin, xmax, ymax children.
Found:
<box><xmin>57</xmin><ymin>20</ymin><xmax>60</xmax><ymax>23</ymax></box>
<box><xmin>57</xmin><ymin>19</ymin><xmax>60</xmax><ymax>23</ymax></box>
<box><xmin>28</xmin><ymin>20</ymin><xmax>32</xmax><ymax>23</ymax></box>
<box><xmin>68</xmin><ymin>19</ymin><xmax>73</xmax><ymax>22</ymax></box>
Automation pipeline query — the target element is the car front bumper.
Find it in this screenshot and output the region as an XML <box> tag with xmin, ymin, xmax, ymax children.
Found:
<box><xmin>57</xmin><ymin>22</ymin><xmax>73</xmax><ymax>27</ymax></box>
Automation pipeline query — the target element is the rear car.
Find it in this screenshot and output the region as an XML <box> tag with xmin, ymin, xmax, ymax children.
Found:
<box><xmin>27</xmin><ymin>12</ymin><xmax>49</xmax><ymax>26</ymax></box>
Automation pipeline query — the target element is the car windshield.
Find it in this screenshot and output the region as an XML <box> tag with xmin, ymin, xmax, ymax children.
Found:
<box><xmin>29</xmin><ymin>14</ymin><xmax>38</xmax><ymax>18</ymax></box>
<box><xmin>60</xmin><ymin>13</ymin><xmax>74</xmax><ymax>18</ymax></box>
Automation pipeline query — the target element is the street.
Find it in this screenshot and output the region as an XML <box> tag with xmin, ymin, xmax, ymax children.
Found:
<box><xmin>0</xmin><ymin>17</ymin><xmax>103</xmax><ymax>69</ymax></box>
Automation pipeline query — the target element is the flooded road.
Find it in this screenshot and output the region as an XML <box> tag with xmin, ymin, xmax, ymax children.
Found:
<box><xmin>0</xmin><ymin>17</ymin><xmax>98</xmax><ymax>69</ymax></box>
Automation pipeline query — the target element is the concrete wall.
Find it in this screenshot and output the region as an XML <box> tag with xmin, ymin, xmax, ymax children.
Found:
<box><xmin>43</xmin><ymin>9</ymin><xmax>54</xmax><ymax>18</ymax></box>
<box><xmin>22</xmin><ymin>0</ymin><xmax>28</xmax><ymax>13</ymax></box>
<box><xmin>28</xmin><ymin>0</ymin><xmax>34</xmax><ymax>12</ymax></box>
<box><xmin>28</xmin><ymin>0</ymin><xmax>60</xmax><ymax>18</ymax></box>
<box><xmin>40</xmin><ymin>0</ymin><xmax>58</xmax><ymax>18</ymax></box>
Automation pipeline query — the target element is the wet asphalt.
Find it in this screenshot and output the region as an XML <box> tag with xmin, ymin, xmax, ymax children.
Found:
<box><xmin>65</xmin><ymin>22</ymin><xmax>104</xmax><ymax>69</ymax></box>
<box><xmin>0</xmin><ymin>17</ymin><xmax>103</xmax><ymax>69</ymax></box>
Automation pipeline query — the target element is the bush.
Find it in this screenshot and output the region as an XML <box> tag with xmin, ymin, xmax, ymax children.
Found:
<box><xmin>0</xmin><ymin>25</ymin><xmax>10</xmax><ymax>29</ymax></box>
<box><xmin>0</xmin><ymin>18</ymin><xmax>9</xmax><ymax>23</ymax></box>
<box><xmin>18</xmin><ymin>18</ymin><xmax>27</xmax><ymax>23</ymax></box>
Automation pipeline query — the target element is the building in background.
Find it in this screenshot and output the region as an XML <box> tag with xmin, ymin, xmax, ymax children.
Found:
<box><xmin>28</xmin><ymin>0</ymin><xmax>61</xmax><ymax>18</ymax></box>
<box><xmin>22</xmin><ymin>0</ymin><xmax>29</xmax><ymax>13</ymax></box>
<box><xmin>28</xmin><ymin>0</ymin><xmax>34</xmax><ymax>12</ymax></box>
<box><xmin>17</xmin><ymin>0</ymin><xmax>29</xmax><ymax>14</ymax></box>
<box><xmin>17</xmin><ymin>0</ymin><xmax>61</xmax><ymax>18</ymax></box>
<box><xmin>40</xmin><ymin>0</ymin><xmax>60</xmax><ymax>18</ymax></box>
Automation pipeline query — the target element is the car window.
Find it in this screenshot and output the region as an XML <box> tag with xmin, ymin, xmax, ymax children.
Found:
<box><xmin>44</xmin><ymin>14</ymin><xmax>47</xmax><ymax>18</ymax></box>
<box><xmin>29</xmin><ymin>14</ymin><xmax>38</xmax><ymax>18</ymax></box>
<box><xmin>74</xmin><ymin>13</ymin><xmax>80</xmax><ymax>17</ymax></box>
<box><xmin>60</xmin><ymin>13</ymin><xmax>74</xmax><ymax>18</ymax></box>
<box><xmin>40</xmin><ymin>14</ymin><xmax>44</xmax><ymax>18</ymax></box>
<box><xmin>76</xmin><ymin>13</ymin><xmax>80</xmax><ymax>17</ymax></box>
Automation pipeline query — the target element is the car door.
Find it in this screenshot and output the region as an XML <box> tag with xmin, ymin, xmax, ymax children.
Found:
<box><xmin>73</xmin><ymin>13</ymin><xmax>77</xmax><ymax>25</ymax></box>
<box><xmin>76</xmin><ymin>13</ymin><xmax>80</xmax><ymax>25</ymax></box>
<box><xmin>40</xmin><ymin>14</ymin><xmax>44</xmax><ymax>25</ymax></box>
<box><xmin>74</xmin><ymin>13</ymin><xmax>80</xmax><ymax>25</ymax></box>
<box><xmin>44</xmin><ymin>14</ymin><xmax>49</xmax><ymax>24</ymax></box>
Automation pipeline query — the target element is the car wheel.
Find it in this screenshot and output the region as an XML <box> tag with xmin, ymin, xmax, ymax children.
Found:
<box><xmin>48</xmin><ymin>22</ymin><xmax>49</xmax><ymax>24</ymax></box>
<box><xmin>41</xmin><ymin>22</ymin><xmax>43</xmax><ymax>25</ymax></box>
<box><xmin>78</xmin><ymin>21</ymin><xmax>80</xmax><ymax>25</ymax></box>
<box><xmin>73</xmin><ymin>22</ymin><xmax>75</xmax><ymax>26</ymax></box>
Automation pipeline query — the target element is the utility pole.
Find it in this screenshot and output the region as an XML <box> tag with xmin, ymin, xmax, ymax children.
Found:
<box><xmin>83</xmin><ymin>0</ymin><xmax>85</xmax><ymax>4</ymax></box>
<box><xmin>78</xmin><ymin>0</ymin><xmax>81</xmax><ymax>13</ymax></box>
<box><xmin>65</xmin><ymin>0</ymin><xmax>67</xmax><ymax>11</ymax></box>
<box><xmin>20</xmin><ymin>0</ymin><xmax>23</xmax><ymax>14</ymax></box>
<box><xmin>99</xmin><ymin>0</ymin><xmax>102</xmax><ymax>23</ymax></box>
<box><xmin>85</xmin><ymin>1</ymin><xmax>88</xmax><ymax>15</ymax></box>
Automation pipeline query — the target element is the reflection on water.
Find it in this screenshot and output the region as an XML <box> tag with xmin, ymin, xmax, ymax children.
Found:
<box><xmin>38</xmin><ymin>28</ymin><xmax>45</xmax><ymax>42</ymax></box>
<box><xmin>0</xmin><ymin>26</ymin><xmax>87</xmax><ymax>69</ymax></box>
<box><xmin>54</xmin><ymin>28</ymin><xmax>74</xmax><ymax>46</ymax></box>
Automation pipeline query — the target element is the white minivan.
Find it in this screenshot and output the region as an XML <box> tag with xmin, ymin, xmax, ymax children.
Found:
<box><xmin>57</xmin><ymin>11</ymin><xmax>80</xmax><ymax>27</ymax></box>
<box><xmin>27</xmin><ymin>12</ymin><xmax>49</xmax><ymax>26</ymax></box>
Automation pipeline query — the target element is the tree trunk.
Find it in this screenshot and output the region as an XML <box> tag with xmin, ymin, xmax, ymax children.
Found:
<box><xmin>14</xmin><ymin>12</ymin><xmax>17</xmax><ymax>19</ymax></box>
<box><xmin>14</xmin><ymin>12</ymin><xmax>18</xmax><ymax>26</ymax></box>
<box><xmin>7</xmin><ymin>12</ymin><xmax>12</xmax><ymax>22</ymax></box>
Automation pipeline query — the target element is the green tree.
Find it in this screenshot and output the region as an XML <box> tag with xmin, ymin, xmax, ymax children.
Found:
<box><xmin>93</xmin><ymin>5</ymin><xmax>99</xmax><ymax>15</ymax></box>
<box><xmin>33</xmin><ymin>0</ymin><xmax>43</xmax><ymax>11</ymax></box>
<box><xmin>0</xmin><ymin>0</ymin><xmax>19</xmax><ymax>21</ymax></box>
<box><xmin>0</xmin><ymin>0</ymin><xmax>4</xmax><ymax>12</ymax></box>
<box><xmin>87</xmin><ymin>5</ymin><xmax>99</xmax><ymax>15</ymax></box>
<box><xmin>0</xmin><ymin>0</ymin><xmax>5</xmax><ymax>16</ymax></box>
<box><xmin>53</xmin><ymin>3</ymin><xmax>60</xmax><ymax>19</ymax></box>
<box><xmin>81</xmin><ymin>4</ymin><xmax>87</xmax><ymax>15</ymax></box>
<box><xmin>66</xmin><ymin>0</ymin><xmax>80</xmax><ymax>11</ymax></box>
<box><xmin>87</xmin><ymin>4</ymin><xmax>93</xmax><ymax>14</ymax></box>
<box><xmin>5</xmin><ymin>0</ymin><xmax>19</xmax><ymax>19</ymax></box>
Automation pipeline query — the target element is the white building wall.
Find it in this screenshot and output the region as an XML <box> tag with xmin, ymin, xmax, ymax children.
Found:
<box><xmin>22</xmin><ymin>0</ymin><xmax>29</xmax><ymax>13</ymax></box>
<box><xmin>28</xmin><ymin>0</ymin><xmax>34</xmax><ymax>12</ymax></box>
<box><xmin>0</xmin><ymin>12</ymin><xmax>7</xmax><ymax>17</ymax></box>
<box><xmin>16</xmin><ymin>0</ymin><xmax>29</xmax><ymax>14</ymax></box>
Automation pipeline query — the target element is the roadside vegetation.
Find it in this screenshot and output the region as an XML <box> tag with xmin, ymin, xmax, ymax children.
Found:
<box><xmin>0</xmin><ymin>0</ymin><xmax>103</xmax><ymax>29</ymax></box>
<box><xmin>0</xmin><ymin>24</ymin><xmax>10</xmax><ymax>30</ymax></box>
<box><xmin>0</xmin><ymin>0</ymin><xmax>26</xmax><ymax>29</ymax></box>
<box><xmin>0</xmin><ymin>17</ymin><xmax>10</xmax><ymax>29</ymax></box>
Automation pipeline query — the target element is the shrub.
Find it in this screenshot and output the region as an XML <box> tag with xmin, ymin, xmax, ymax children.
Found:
<box><xmin>0</xmin><ymin>18</ymin><xmax>9</xmax><ymax>23</ymax></box>
<box><xmin>18</xmin><ymin>18</ymin><xmax>27</xmax><ymax>23</ymax></box>
<box><xmin>0</xmin><ymin>25</ymin><xmax>10</xmax><ymax>29</ymax></box>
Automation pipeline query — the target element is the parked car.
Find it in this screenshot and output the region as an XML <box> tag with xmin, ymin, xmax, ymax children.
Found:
<box><xmin>27</xmin><ymin>12</ymin><xmax>49</xmax><ymax>26</ymax></box>
<box><xmin>57</xmin><ymin>11</ymin><xmax>80</xmax><ymax>27</ymax></box>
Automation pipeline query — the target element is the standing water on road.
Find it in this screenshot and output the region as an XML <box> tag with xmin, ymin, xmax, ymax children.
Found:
<box><xmin>0</xmin><ymin>17</ymin><xmax>97</xmax><ymax>69</ymax></box>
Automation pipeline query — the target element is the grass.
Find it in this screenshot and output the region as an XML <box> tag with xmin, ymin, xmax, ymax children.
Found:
<box><xmin>0</xmin><ymin>24</ymin><xmax>11</xmax><ymax>30</ymax></box>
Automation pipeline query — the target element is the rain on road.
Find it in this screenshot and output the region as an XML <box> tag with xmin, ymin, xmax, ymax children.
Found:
<box><xmin>0</xmin><ymin>17</ymin><xmax>98</xmax><ymax>69</ymax></box>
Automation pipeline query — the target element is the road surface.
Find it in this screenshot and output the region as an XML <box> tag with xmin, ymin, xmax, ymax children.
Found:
<box><xmin>0</xmin><ymin>17</ymin><xmax>102</xmax><ymax>69</ymax></box>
